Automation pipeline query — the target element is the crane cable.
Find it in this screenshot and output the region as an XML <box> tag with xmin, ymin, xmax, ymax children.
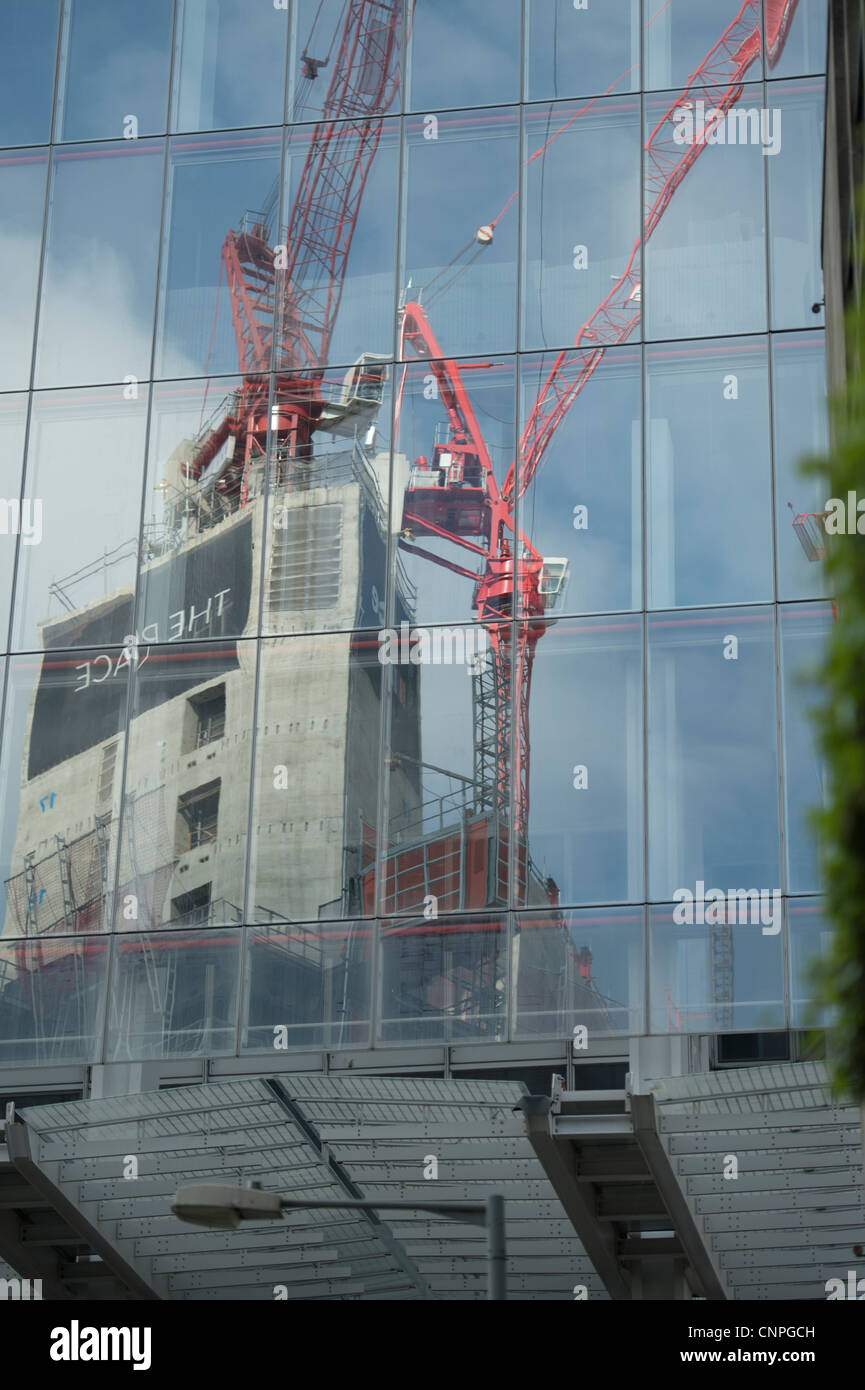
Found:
<box><xmin>294</xmin><ymin>0</ymin><xmax>349</xmax><ymax>118</ymax></box>
<box><xmin>421</xmin><ymin>0</ymin><xmax>677</xmax><ymax>308</ymax></box>
<box><xmin>422</xmin><ymin>236</ymin><xmax>487</xmax><ymax>309</ymax></box>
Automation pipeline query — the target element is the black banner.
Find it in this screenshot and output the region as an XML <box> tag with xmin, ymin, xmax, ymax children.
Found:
<box><xmin>29</xmin><ymin>520</ymin><xmax>252</xmax><ymax>778</ymax></box>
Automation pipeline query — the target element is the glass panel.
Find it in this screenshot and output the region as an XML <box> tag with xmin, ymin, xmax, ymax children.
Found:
<box><xmin>648</xmin><ymin>606</ymin><xmax>781</xmax><ymax>900</ymax></box>
<box><xmin>773</xmin><ymin>332</ymin><xmax>830</xmax><ymax>600</ymax></box>
<box><xmin>519</xmin><ymin>345</ymin><xmax>641</xmax><ymax>616</ymax></box>
<box><xmin>391</xmin><ymin>355</ymin><xmax>514</xmax><ymax>629</ymax></box>
<box><xmin>787</xmin><ymin>897</ymin><xmax>832</xmax><ymax>1028</ymax></box>
<box><xmin>11</xmin><ymin>385</ymin><xmax>149</xmax><ymax>653</ymax></box>
<box><xmin>288</xmin><ymin>0</ymin><xmax>404</xmax><ymax>124</ymax></box>
<box><xmin>0</xmin><ymin>395</ymin><xmax>28</xmax><ymax>646</ymax></box>
<box><xmin>766</xmin><ymin>0</ymin><xmax>827</xmax><ymax>79</ymax></box>
<box><xmin>155</xmin><ymin>131</ymin><xmax>281</xmax><ymax>380</ymax></box>
<box><xmin>768</xmin><ymin>80</ymin><xmax>825</xmax><ymax>331</ymax></box>
<box><xmin>525</xmin><ymin>0</ymin><xmax>640</xmax><ymax>103</ymax></box>
<box><xmin>56</xmin><ymin>0</ymin><xmax>173</xmax><ymax>143</ymax></box>
<box><xmin>0</xmin><ymin>935</ymin><xmax>107</xmax><ymax>1064</ymax></box>
<box><xmin>646</xmin><ymin>337</ymin><xmax>773</xmax><ymax>608</ymax></box>
<box><xmin>171</xmin><ymin>0</ymin><xmax>288</xmax><ymax>134</ymax></box>
<box><xmin>513</xmin><ymin>906</ymin><xmax>644</xmax><ymax>1038</ymax></box>
<box><xmin>525</xmin><ymin>616</ymin><xmax>643</xmax><ymax>908</ymax></box>
<box><xmin>0</xmin><ymin>651</ymin><xmax>127</xmax><ymax>940</ymax></box>
<box><xmin>247</xmin><ymin>632</ymin><xmax>382</xmax><ymax>925</ymax></box>
<box><xmin>139</xmin><ymin>376</ymin><xmax>266</xmax><ymax>644</ymax></box>
<box><xmin>278</xmin><ymin>116</ymin><xmax>399</xmax><ymax>370</ymax></box>
<box><xmin>521</xmin><ymin>95</ymin><xmax>641</xmax><ymax>354</ymax></box>
<box><xmin>780</xmin><ymin>602</ymin><xmax>831</xmax><ymax>894</ymax></box>
<box><xmin>0</xmin><ymin>0</ymin><xmax>60</xmax><ymax>148</ymax></box>
<box><xmin>644</xmin><ymin>0</ymin><xmax>764</xmax><ymax>93</ymax></box>
<box><xmin>400</xmin><ymin>109</ymin><xmax>519</xmax><ymax>359</ymax></box>
<box><xmin>407</xmin><ymin>0</ymin><xmax>521</xmax><ymax>111</ymax></box>
<box><xmin>644</xmin><ymin>82</ymin><xmax>767</xmax><ymax>341</ymax></box>
<box><xmin>107</xmin><ymin>927</ymin><xmax>240</xmax><ymax>1059</ymax></box>
<box><xmin>34</xmin><ymin>141</ymin><xmax>164</xmax><ymax>389</ymax></box>
<box><xmin>649</xmin><ymin>901</ymin><xmax>785</xmax><ymax>1034</ymax></box>
<box><xmin>377</xmin><ymin>912</ymin><xmax>507</xmax><ymax>1044</ymax></box>
<box><xmin>379</xmin><ymin>623</ymin><xmax>510</xmax><ymax>920</ymax></box>
<box><xmin>117</xmin><ymin>639</ymin><xmax>252</xmax><ymax>931</ymax></box>
<box><xmin>241</xmin><ymin>919</ymin><xmax>371</xmax><ymax>1051</ymax></box>
<box><xmin>0</xmin><ymin>149</ymin><xmax>48</xmax><ymax>391</ymax></box>
<box><xmin>263</xmin><ymin>369</ymin><xmax>393</xmax><ymax>637</ymax></box>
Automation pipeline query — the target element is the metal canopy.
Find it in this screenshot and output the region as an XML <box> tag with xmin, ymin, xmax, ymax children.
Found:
<box><xmin>2</xmin><ymin>1064</ymin><xmax>857</xmax><ymax>1300</ymax></box>
<box><xmin>523</xmin><ymin>1061</ymin><xmax>865</xmax><ymax>1301</ymax></box>
<box><xmin>0</xmin><ymin>1112</ymin><xmax>161</xmax><ymax>1301</ymax></box>
<box><xmin>645</xmin><ymin>1061</ymin><xmax>865</xmax><ymax>1300</ymax></box>
<box><xmin>0</xmin><ymin>1075</ymin><xmax>606</xmax><ymax>1301</ymax></box>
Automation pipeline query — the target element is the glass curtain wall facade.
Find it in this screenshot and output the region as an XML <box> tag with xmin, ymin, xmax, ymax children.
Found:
<box><xmin>0</xmin><ymin>0</ymin><xmax>829</xmax><ymax>1067</ymax></box>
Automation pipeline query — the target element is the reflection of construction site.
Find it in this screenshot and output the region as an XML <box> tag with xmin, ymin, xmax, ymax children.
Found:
<box><xmin>0</xmin><ymin>376</ymin><xmax>606</xmax><ymax>1058</ymax></box>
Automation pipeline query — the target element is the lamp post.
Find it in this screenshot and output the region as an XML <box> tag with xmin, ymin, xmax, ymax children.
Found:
<box><xmin>172</xmin><ymin>1184</ymin><xmax>506</xmax><ymax>1300</ymax></box>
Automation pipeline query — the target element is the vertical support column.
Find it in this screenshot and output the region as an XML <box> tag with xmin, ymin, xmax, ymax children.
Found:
<box><xmin>486</xmin><ymin>1193</ymin><xmax>506</xmax><ymax>1300</ymax></box>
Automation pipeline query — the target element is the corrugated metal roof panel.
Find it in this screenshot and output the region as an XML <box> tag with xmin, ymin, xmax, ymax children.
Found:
<box><xmin>14</xmin><ymin>1075</ymin><xmax>594</xmax><ymax>1301</ymax></box>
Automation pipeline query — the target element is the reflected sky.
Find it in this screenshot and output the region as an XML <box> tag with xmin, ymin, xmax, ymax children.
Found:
<box><xmin>0</xmin><ymin>150</ymin><xmax>47</xmax><ymax>391</ymax></box>
<box><xmin>57</xmin><ymin>0</ymin><xmax>173</xmax><ymax>142</ymax></box>
<box><xmin>0</xmin><ymin>0</ymin><xmax>60</xmax><ymax>148</ymax></box>
<box><xmin>773</xmin><ymin>332</ymin><xmax>829</xmax><ymax>601</ymax></box>
<box><xmin>645</xmin><ymin>337</ymin><xmax>772</xmax><ymax>609</ymax></box>
<box><xmin>528</xmin><ymin>618</ymin><xmax>643</xmax><ymax>907</ymax></box>
<box><xmin>525</xmin><ymin>0</ymin><xmax>640</xmax><ymax>103</ymax></box>
<box><xmin>407</xmin><ymin>0</ymin><xmax>521</xmax><ymax>111</ymax></box>
<box><xmin>12</xmin><ymin>386</ymin><xmax>148</xmax><ymax>652</ymax></box>
<box><xmin>0</xmin><ymin>0</ymin><xmax>832</xmax><ymax>1052</ymax></box>
<box><xmin>648</xmin><ymin>606</ymin><xmax>781</xmax><ymax>899</ymax></box>
<box><xmin>649</xmin><ymin>902</ymin><xmax>785</xmax><ymax>1034</ymax></box>
<box><xmin>522</xmin><ymin>96</ymin><xmax>640</xmax><ymax>354</ymax></box>
<box><xmin>34</xmin><ymin>142</ymin><xmax>165</xmax><ymax>389</ymax></box>
<box><xmin>172</xmin><ymin>0</ymin><xmax>288</xmax><ymax>134</ymax></box>
<box><xmin>520</xmin><ymin>347</ymin><xmax>640</xmax><ymax>616</ymax></box>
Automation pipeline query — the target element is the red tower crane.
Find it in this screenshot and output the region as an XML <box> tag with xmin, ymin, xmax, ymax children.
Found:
<box><xmin>171</xmin><ymin>0</ymin><xmax>800</xmax><ymax>943</ymax></box>
<box><xmin>181</xmin><ymin>0</ymin><xmax>405</xmax><ymax>501</ymax></box>
<box><xmin>397</xmin><ymin>0</ymin><xmax>800</xmax><ymax>878</ymax></box>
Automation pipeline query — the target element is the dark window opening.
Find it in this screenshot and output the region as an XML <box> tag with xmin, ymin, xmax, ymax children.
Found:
<box><xmin>189</xmin><ymin>686</ymin><xmax>226</xmax><ymax>751</ymax></box>
<box><xmin>714</xmin><ymin>1031</ymin><xmax>791</xmax><ymax>1066</ymax></box>
<box><xmin>176</xmin><ymin>781</ymin><xmax>220</xmax><ymax>853</ymax></box>
<box><xmin>170</xmin><ymin>883</ymin><xmax>213</xmax><ymax>927</ymax></box>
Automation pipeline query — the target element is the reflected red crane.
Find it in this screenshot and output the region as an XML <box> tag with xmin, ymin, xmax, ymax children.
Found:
<box><xmin>176</xmin><ymin>0</ymin><xmax>801</xmax><ymax>931</ymax></box>
<box><xmin>398</xmin><ymin>0</ymin><xmax>800</xmax><ymax>862</ymax></box>
<box><xmin>182</xmin><ymin>0</ymin><xmax>405</xmax><ymax>501</ymax></box>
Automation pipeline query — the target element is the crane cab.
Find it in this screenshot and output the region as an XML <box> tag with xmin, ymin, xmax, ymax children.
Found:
<box><xmin>539</xmin><ymin>557</ymin><xmax>569</xmax><ymax>609</ymax></box>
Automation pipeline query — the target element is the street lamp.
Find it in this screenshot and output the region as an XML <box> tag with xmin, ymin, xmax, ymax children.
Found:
<box><xmin>173</xmin><ymin>1184</ymin><xmax>506</xmax><ymax>1299</ymax></box>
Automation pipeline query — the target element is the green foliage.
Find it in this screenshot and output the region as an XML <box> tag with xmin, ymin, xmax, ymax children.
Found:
<box><xmin>803</xmin><ymin>227</ymin><xmax>865</xmax><ymax>1100</ymax></box>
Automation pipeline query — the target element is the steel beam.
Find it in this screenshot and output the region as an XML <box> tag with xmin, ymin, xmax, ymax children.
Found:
<box><xmin>629</xmin><ymin>1094</ymin><xmax>728</xmax><ymax>1301</ymax></box>
<box><xmin>521</xmin><ymin>1110</ymin><xmax>631</xmax><ymax>1299</ymax></box>
<box><xmin>5</xmin><ymin>1117</ymin><xmax>165</xmax><ymax>1301</ymax></box>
